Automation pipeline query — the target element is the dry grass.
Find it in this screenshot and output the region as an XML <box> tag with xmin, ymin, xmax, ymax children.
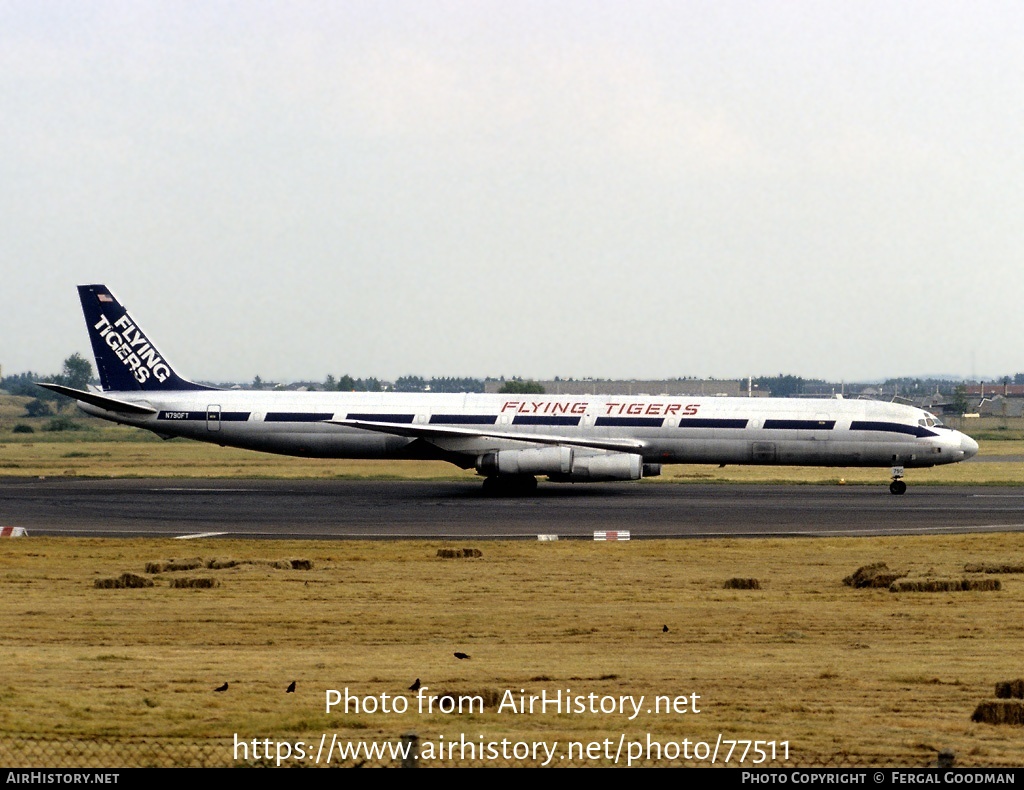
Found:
<box><xmin>2</xmin><ymin>535</ymin><xmax>1024</xmax><ymax>766</ymax></box>
<box><xmin>0</xmin><ymin>439</ymin><xmax>469</xmax><ymax>480</ymax></box>
<box><xmin>2</xmin><ymin>437</ymin><xmax>1024</xmax><ymax>485</ymax></box>
<box><xmin>964</xmin><ymin>563</ymin><xmax>1024</xmax><ymax>574</ymax></box>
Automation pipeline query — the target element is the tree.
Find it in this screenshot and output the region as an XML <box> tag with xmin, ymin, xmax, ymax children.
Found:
<box><xmin>1</xmin><ymin>371</ymin><xmax>54</xmax><ymax>398</ymax></box>
<box><xmin>428</xmin><ymin>377</ymin><xmax>484</xmax><ymax>393</ymax></box>
<box><xmin>753</xmin><ymin>375</ymin><xmax>804</xmax><ymax>398</ymax></box>
<box><xmin>395</xmin><ymin>376</ymin><xmax>427</xmax><ymax>392</ymax></box>
<box><xmin>57</xmin><ymin>352</ymin><xmax>93</xmax><ymax>390</ymax></box>
<box><xmin>24</xmin><ymin>398</ymin><xmax>53</xmax><ymax>418</ymax></box>
<box><xmin>499</xmin><ymin>379</ymin><xmax>545</xmax><ymax>394</ymax></box>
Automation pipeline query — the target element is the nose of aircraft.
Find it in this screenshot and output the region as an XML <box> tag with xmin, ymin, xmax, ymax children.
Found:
<box><xmin>959</xmin><ymin>432</ymin><xmax>979</xmax><ymax>459</ymax></box>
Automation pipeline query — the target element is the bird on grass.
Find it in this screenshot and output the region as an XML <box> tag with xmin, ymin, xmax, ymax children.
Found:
<box><xmin>454</xmin><ymin>652</ymin><xmax>471</xmax><ymax>660</ymax></box>
<box><xmin>663</xmin><ymin>625</ymin><xmax>669</xmax><ymax>633</ymax></box>
<box><xmin>214</xmin><ymin>682</ymin><xmax>228</xmax><ymax>692</ymax></box>
<box><xmin>286</xmin><ymin>681</ymin><xmax>296</xmax><ymax>693</ymax></box>
<box><xmin>409</xmin><ymin>678</ymin><xmax>421</xmax><ymax>691</ymax></box>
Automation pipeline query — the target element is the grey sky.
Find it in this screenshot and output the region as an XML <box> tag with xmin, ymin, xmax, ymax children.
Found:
<box><xmin>2</xmin><ymin>1</ymin><xmax>1022</xmax><ymax>384</ymax></box>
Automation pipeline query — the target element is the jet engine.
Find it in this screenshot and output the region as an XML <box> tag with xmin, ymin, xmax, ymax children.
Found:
<box><xmin>475</xmin><ymin>446</ymin><xmax>573</xmax><ymax>477</ymax></box>
<box><xmin>549</xmin><ymin>452</ymin><xmax>644</xmax><ymax>482</ymax></box>
<box><xmin>476</xmin><ymin>448</ymin><xmax>656</xmax><ymax>483</ymax></box>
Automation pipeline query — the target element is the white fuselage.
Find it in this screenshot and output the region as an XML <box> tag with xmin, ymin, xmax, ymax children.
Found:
<box><xmin>78</xmin><ymin>390</ymin><xmax>978</xmax><ymax>471</ymax></box>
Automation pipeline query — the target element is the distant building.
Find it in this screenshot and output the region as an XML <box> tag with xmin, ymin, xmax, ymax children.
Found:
<box><xmin>963</xmin><ymin>383</ymin><xmax>1024</xmax><ymax>398</ymax></box>
<box><xmin>975</xmin><ymin>395</ymin><xmax>1024</xmax><ymax>418</ymax></box>
<box><xmin>484</xmin><ymin>379</ymin><xmax>749</xmax><ymax>396</ymax></box>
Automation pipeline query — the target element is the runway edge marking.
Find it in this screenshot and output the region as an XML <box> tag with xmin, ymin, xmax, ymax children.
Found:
<box><xmin>175</xmin><ymin>532</ymin><xmax>230</xmax><ymax>540</ymax></box>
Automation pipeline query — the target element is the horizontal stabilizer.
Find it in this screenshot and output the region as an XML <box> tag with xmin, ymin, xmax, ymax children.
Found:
<box><xmin>35</xmin><ymin>383</ymin><xmax>158</xmax><ymax>415</ymax></box>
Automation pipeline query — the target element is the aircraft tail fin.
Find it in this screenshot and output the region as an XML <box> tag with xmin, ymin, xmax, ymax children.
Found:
<box><xmin>77</xmin><ymin>284</ymin><xmax>213</xmax><ymax>392</ymax></box>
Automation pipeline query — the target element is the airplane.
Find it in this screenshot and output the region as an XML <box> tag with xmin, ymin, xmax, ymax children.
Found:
<box><xmin>38</xmin><ymin>284</ymin><xmax>979</xmax><ymax>496</ymax></box>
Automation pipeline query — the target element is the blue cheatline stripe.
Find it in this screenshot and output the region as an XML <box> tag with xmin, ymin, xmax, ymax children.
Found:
<box><xmin>677</xmin><ymin>418</ymin><xmax>749</xmax><ymax>429</ymax></box>
<box><xmin>158</xmin><ymin>411</ymin><xmax>250</xmax><ymax>421</ymax></box>
<box><xmin>763</xmin><ymin>419</ymin><xmax>836</xmax><ymax>430</ymax></box>
<box><xmin>850</xmin><ymin>421</ymin><xmax>937</xmax><ymax>438</ymax></box>
<box><xmin>429</xmin><ymin>415</ymin><xmax>497</xmax><ymax>425</ymax></box>
<box><xmin>265</xmin><ymin>412</ymin><xmax>335</xmax><ymax>422</ymax></box>
<box><xmin>512</xmin><ymin>416</ymin><xmax>581</xmax><ymax>426</ymax></box>
<box><xmin>595</xmin><ymin>417</ymin><xmax>664</xmax><ymax>428</ymax></box>
<box><xmin>345</xmin><ymin>413</ymin><xmax>416</xmax><ymax>424</ymax></box>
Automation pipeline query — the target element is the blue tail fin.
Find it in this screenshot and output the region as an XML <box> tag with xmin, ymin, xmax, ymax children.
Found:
<box><xmin>78</xmin><ymin>284</ymin><xmax>212</xmax><ymax>392</ymax></box>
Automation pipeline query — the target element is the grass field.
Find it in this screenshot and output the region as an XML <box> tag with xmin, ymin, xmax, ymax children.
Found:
<box><xmin>1</xmin><ymin>536</ymin><xmax>1024</xmax><ymax>767</ymax></box>
<box><xmin>5</xmin><ymin>439</ymin><xmax>1024</xmax><ymax>485</ymax></box>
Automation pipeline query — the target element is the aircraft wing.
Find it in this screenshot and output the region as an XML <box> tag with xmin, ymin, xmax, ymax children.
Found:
<box><xmin>35</xmin><ymin>383</ymin><xmax>159</xmax><ymax>415</ymax></box>
<box><xmin>325</xmin><ymin>419</ymin><xmax>646</xmax><ymax>454</ymax></box>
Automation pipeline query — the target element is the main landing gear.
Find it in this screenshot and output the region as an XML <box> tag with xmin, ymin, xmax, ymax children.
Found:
<box><xmin>889</xmin><ymin>465</ymin><xmax>907</xmax><ymax>495</ymax></box>
<box><xmin>481</xmin><ymin>475</ymin><xmax>538</xmax><ymax>496</ymax></box>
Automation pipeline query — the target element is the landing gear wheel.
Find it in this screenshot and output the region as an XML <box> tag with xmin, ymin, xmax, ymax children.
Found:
<box><xmin>518</xmin><ymin>475</ymin><xmax>539</xmax><ymax>493</ymax></box>
<box><xmin>889</xmin><ymin>479</ymin><xmax>907</xmax><ymax>495</ymax></box>
<box><xmin>481</xmin><ymin>475</ymin><xmax>538</xmax><ymax>496</ymax></box>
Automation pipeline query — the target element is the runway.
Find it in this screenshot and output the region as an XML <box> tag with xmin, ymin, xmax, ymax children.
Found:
<box><xmin>2</xmin><ymin>478</ymin><xmax>1024</xmax><ymax>539</ymax></box>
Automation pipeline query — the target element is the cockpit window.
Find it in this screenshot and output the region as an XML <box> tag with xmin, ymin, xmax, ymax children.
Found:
<box><xmin>920</xmin><ymin>412</ymin><xmax>944</xmax><ymax>428</ymax></box>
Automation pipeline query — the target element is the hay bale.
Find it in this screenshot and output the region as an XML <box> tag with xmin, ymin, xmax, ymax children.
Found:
<box><xmin>482</xmin><ymin>688</ymin><xmax>500</xmax><ymax>708</ymax></box>
<box><xmin>94</xmin><ymin>573</ymin><xmax>154</xmax><ymax>589</ymax></box>
<box><xmin>890</xmin><ymin>579</ymin><xmax>956</xmax><ymax>593</ymax></box>
<box><xmin>290</xmin><ymin>559</ymin><xmax>313</xmax><ymax>570</ymax></box>
<box><xmin>843</xmin><ymin>562</ymin><xmax>907</xmax><ymax>588</ymax></box>
<box><xmin>971</xmin><ymin>700</ymin><xmax>1024</xmax><ymax>726</ymax></box>
<box><xmin>995</xmin><ymin>680</ymin><xmax>1024</xmax><ymax>699</ymax></box>
<box><xmin>145</xmin><ymin>558</ymin><xmax>204</xmax><ymax>573</ymax></box>
<box><xmin>889</xmin><ymin>578</ymin><xmax>1001</xmax><ymax>593</ymax></box>
<box><xmin>206</xmin><ymin>558</ymin><xmax>297</xmax><ymax>570</ymax></box>
<box><xmin>436</xmin><ymin>548</ymin><xmax>483</xmax><ymax>559</ymax></box>
<box><xmin>964</xmin><ymin>563</ymin><xmax>1024</xmax><ymax>574</ymax></box>
<box><xmin>723</xmin><ymin>577</ymin><xmax>761</xmax><ymax>590</ymax></box>
<box><xmin>169</xmin><ymin>578</ymin><xmax>220</xmax><ymax>589</ymax></box>
<box><xmin>963</xmin><ymin>579</ymin><xmax>1000</xmax><ymax>591</ymax></box>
